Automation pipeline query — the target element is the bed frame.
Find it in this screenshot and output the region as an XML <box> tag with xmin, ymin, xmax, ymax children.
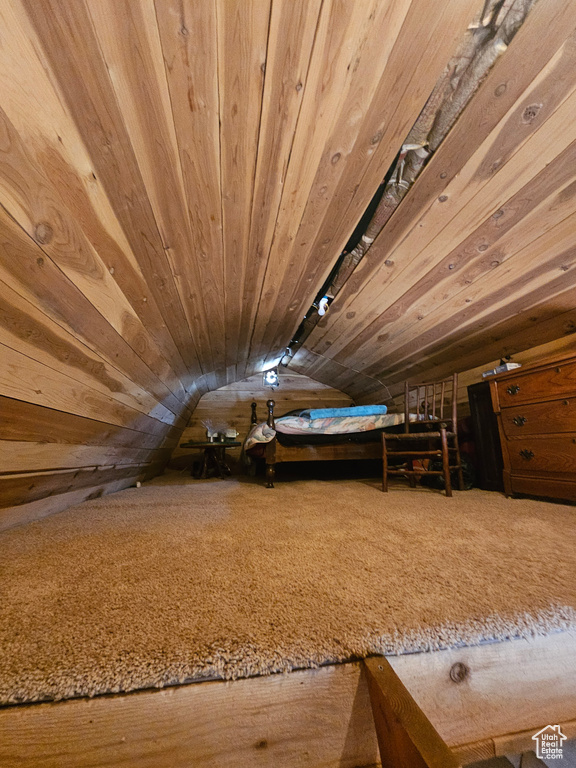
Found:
<box><xmin>250</xmin><ymin>400</ymin><xmax>382</xmax><ymax>488</ymax></box>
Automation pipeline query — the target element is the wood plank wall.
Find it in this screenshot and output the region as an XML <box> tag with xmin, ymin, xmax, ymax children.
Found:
<box><xmin>0</xmin><ymin>0</ymin><xmax>480</xmax><ymax>523</ymax></box>
<box><xmin>0</xmin><ymin>0</ymin><xmax>199</xmax><ymax>529</ymax></box>
<box><xmin>171</xmin><ymin>372</ymin><xmax>352</xmax><ymax>472</ymax></box>
<box><xmin>7</xmin><ymin>0</ymin><xmax>575</xmax><ymax>520</ymax></box>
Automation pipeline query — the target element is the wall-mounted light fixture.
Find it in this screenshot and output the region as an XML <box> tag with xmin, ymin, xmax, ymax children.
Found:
<box><xmin>263</xmin><ymin>367</ymin><xmax>280</xmax><ymax>387</ymax></box>
<box><xmin>280</xmin><ymin>347</ymin><xmax>293</xmax><ymax>367</ymax></box>
<box><xmin>317</xmin><ymin>296</ymin><xmax>330</xmax><ymax>316</ymax></box>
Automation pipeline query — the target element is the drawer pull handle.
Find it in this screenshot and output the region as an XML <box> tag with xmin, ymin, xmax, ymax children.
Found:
<box><xmin>520</xmin><ymin>449</ymin><xmax>534</xmax><ymax>460</ymax></box>
<box><xmin>563</xmin><ymin>400</ymin><xmax>570</xmax><ymax>406</ymax></box>
<box><xmin>506</xmin><ymin>384</ymin><xmax>520</xmax><ymax>395</ymax></box>
<box><xmin>512</xmin><ymin>415</ymin><xmax>527</xmax><ymax>426</ymax></box>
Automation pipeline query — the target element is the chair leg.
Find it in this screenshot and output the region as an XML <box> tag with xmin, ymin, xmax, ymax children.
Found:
<box><xmin>382</xmin><ymin>433</ymin><xmax>388</xmax><ymax>492</ymax></box>
<box><xmin>265</xmin><ymin>463</ymin><xmax>275</xmax><ymax>488</ymax></box>
<box><xmin>408</xmin><ymin>459</ymin><xmax>417</xmax><ymax>487</ymax></box>
<box><xmin>440</xmin><ymin>427</ymin><xmax>452</xmax><ymax>497</ymax></box>
<box><xmin>453</xmin><ymin>435</ymin><xmax>465</xmax><ymax>490</ymax></box>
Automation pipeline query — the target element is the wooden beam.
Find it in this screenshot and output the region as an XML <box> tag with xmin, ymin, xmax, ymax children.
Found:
<box><xmin>363</xmin><ymin>656</ymin><xmax>460</xmax><ymax>768</ymax></box>
<box><xmin>0</xmin><ymin>663</ymin><xmax>379</xmax><ymax>768</ymax></box>
<box><xmin>387</xmin><ymin>630</ymin><xmax>576</xmax><ymax>763</ymax></box>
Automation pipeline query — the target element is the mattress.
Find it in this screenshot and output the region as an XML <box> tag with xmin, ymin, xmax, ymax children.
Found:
<box><xmin>244</xmin><ymin>411</ymin><xmax>411</xmax><ymax>452</ymax></box>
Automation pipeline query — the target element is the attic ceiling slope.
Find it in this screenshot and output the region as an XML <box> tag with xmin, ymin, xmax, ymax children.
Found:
<box><xmin>1</xmin><ymin>0</ymin><xmax>552</xmax><ymax>523</ymax></box>
<box><xmin>17</xmin><ymin>0</ymin><xmax>480</xmax><ymax>387</ymax></box>
<box><xmin>294</xmin><ymin>0</ymin><xmax>576</xmax><ymax>402</ymax></box>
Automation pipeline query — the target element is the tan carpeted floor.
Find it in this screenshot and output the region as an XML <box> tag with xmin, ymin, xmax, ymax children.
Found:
<box><xmin>1</xmin><ymin>471</ymin><xmax>576</xmax><ymax>705</ymax></box>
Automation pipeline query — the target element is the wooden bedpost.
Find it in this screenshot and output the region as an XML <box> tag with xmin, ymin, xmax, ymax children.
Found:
<box><xmin>265</xmin><ymin>400</ymin><xmax>276</xmax><ymax>488</ymax></box>
<box><xmin>250</xmin><ymin>402</ymin><xmax>258</xmax><ymax>426</ymax></box>
<box><xmin>266</xmin><ymin>399</ymin><xmax>275</xmax><ymax>428</ymax></box>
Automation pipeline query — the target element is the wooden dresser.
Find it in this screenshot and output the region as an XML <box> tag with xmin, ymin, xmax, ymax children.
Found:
<box><xmin>489</xmin><ymin>351</ymin><xmax>576</xmax><ymax>502</ymax></box>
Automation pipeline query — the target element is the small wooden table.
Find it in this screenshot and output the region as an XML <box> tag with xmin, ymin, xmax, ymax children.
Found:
<box><xmin>179</xmin><ymin>440</ymin><xmax>242</xmax><ymax>479</ymax></box>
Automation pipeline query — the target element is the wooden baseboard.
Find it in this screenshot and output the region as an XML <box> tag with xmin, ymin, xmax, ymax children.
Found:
<box><xmin>510</xmin><ymin>474</ymin><xmax>576</xmax><ymax>502</ymax></box>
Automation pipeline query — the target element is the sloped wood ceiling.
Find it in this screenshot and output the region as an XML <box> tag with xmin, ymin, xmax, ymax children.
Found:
<box><xmin>292</xmin><ymin>0</ymin><xmax>576</xmax><ymax>402</ymax></box>
<box><xmin>1</xmin><ymin>0</ymin><xmax>576</xmax><ymax>518</ymax></box>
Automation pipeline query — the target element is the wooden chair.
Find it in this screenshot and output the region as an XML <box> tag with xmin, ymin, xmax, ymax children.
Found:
<box><xmin>382</xmin><ymin>374</ymin><xmax>464</xmax><ymax>496</ymax></box>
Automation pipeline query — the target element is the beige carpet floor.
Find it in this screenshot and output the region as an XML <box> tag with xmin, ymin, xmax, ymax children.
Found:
<box><xmin>1</xmin><ymin>472</ymin><xmax>576</xmax><ymax>705</ymax></box>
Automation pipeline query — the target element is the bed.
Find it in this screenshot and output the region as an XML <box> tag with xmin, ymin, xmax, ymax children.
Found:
<box><xmin>245</xmin><ymin>399</ymin><xmax>406</xmax><ymax>487</ymax></box>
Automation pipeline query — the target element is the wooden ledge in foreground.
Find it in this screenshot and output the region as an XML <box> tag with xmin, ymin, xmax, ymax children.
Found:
<box><xmin>365</xmin><ymin>629</ymin><xmax>576</xmax><ymax>767</ymax></box>
<box><xmin>1</xmin><ymin>631</ymin><xmax>575</xmax><ymax>767</ymax></box>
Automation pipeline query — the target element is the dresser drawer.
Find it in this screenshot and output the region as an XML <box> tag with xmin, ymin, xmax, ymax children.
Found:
<box><xmin>501</xmin><ymin>397</ymin><xmax>576</xmax><ymax>437</ymax></box>
<box><xmin>507</xmin><ymin>435</ymin><xmax>576</xmax><ymax>475</ymax></box>
<box><xmin>497</xmin><ymin>359</ymin><xmax>576</xmax><ymax>407</ymax></box>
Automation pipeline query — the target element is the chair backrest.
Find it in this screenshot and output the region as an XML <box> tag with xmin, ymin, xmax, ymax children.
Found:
<box><xmin>403</xmin><ymin>373</ymin><xmax>458</xmax><ymax>432</ymax></box>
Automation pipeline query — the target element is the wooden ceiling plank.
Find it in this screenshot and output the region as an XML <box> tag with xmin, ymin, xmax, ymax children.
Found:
<box><xmin>216</xmin><ymin>0</ymin><xmax>271</xmax><ymax>371</ymax></box>
<box><xmin>289</xmin><ymin>353</ymin><xmax>389</xmax><ymax>403</ymax></box>
<box><xmin>361</xmin><ymin>227</ymin><xmax>576</xmax><ymax>379</ymax></box>
<box><xmin>307</xmin><ymin>5</ymin><xmax>576</xmax><ymax>358</ymax></box>
<box><xmin>0</xmin><ymin>280</ymin><xmax>180</xmax><ymax>425</ymax></box>
<box><xmin>309</xmin><ymin>29</ymin><xmax>576</xmax><ymax>362</ymax></box>
<box><xmin>386</xmin><ymin>299</ymin><xmax>576</xmax><ymax>391</ymax></box>
<box><xmin>154</xmin><ymin>0</ymin><xmax>225</xmax><ymax>368</ymax></box>
<box><xmin>0</xmin><ymin>397</ymin><xmax>171</xmax><ymax>450</ymax></box>
<box><xmin>262</xmin><ymin>0</ymin><xmax>479</xmax><ymax>362</ymax></box>
<box><xmin>20</xmin><ymin>0</ymin><xmax>201</xmax><ymax>376</ymax></box>
<box><xmin>0</xmin><ymin>210</ymin><xmax>190</xmax><ymax>419</ymax></box>
<box><xmin>0</xmin><ymin>342</ymin><xmax>177</xmax><ymax>433</ymax></box>
<box><xmin>233</xmin><ymin>0</ymin><xmax>323</xmax><ymax>379</ymax></box>
<box><xmin>371</xmin><ymin>256</ymin><xmax>576</xmax><ymax>386</ymax></box>
<box><xmin>384</xmin><ymin>275</ymin><xmax>576</xmax><ymax>388</ymax></box>
<box><xmin>289</xmin><ymin>346</ymin><xmax>386</xmax><ymax>399</ymax></box>
<box><xmin>335</xmin><ymin>138</ymin><xmax>576</xmax><ymax>370</ymax></box>
<box><xmin>0</xmin><ymin>0</ymin><xmax>193</xmax><ymax>398</ymax></box>
<box><xmin>250</xmin><ymin>0</ymin><xmax>425</xmax><ymax>367</ymax></box>
<box><xmin>87</xmin><ymin>0</ymin><xmax>222</xmax><ymax>375</ymax></box>
<box><xmin>310</xmin><ymin>46</ymin><xmax>576</xmax><ymax>366</ymax></box>
<box><xmin>217</xmin><ymin>371</ymin><xmax>337</xmax><ymax>393</ymax></box>
<box><xmin>246</xmin><ymin>0</ymin><xmax>396</xmax><ymax>367</ymax></box>
<box><xmin>0</xmin><ymin>106</ymin><xmax>166</xmax><ymax>356</ymax></box>
<box><xmin>357</xmin><ymin>181</ymin><xmax>576</xmax><ymax>377</ymax></box>
<box><xmin>250</xmin><ymin>0</ymin><xmax>414</xmax><ymax>371</ymax></box>
<box><xmin>32</xmin><ymin>141</ymin><xmax>190</xmax><ymax>406</ymax></box>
